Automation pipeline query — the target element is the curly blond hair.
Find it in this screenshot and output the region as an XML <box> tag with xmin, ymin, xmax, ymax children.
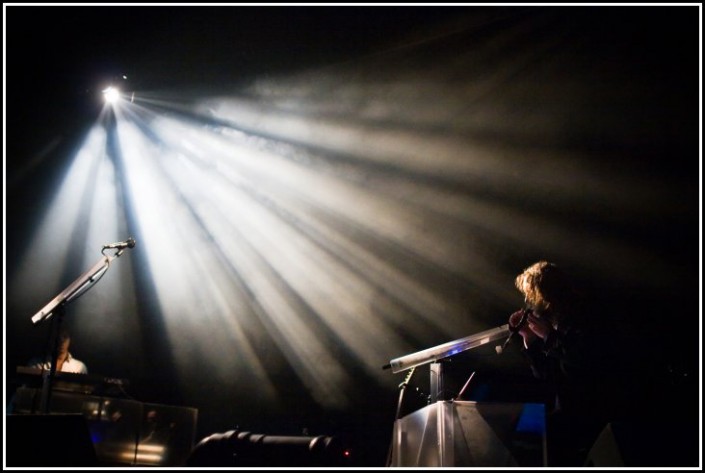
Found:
<box><xmin>515</xmin><ymin>261</ymin><xmax>573</xmax><ymax>314</ymax></box>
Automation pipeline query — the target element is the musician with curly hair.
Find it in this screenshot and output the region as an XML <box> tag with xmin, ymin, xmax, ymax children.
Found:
<box><xmin>508</xmin><ymin>261</ymin><xmax>612</xmax><ymax>466</ymax></box>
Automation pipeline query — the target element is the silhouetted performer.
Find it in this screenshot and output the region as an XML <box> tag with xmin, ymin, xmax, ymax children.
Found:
<box><xmin>28</xmin><ymin>328</ymin><xmax>88</xmax><ymax>374</ymax></box>
<box><xmin>508</xmin><ymin>261</ymin><xmax>612</xmax><ymax>466</ymax></box>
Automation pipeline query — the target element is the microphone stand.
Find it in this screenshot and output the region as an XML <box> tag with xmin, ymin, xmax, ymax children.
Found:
<box><xmin>31</xmin><ymin>249</ymin><xmax>126</xmax><ymax>414</ymax></box>
<box><xmin>383</xmin><ymin>324</ymin><xmax>512</xmax><ymax>415</ymax></box>
<box><xmin>38</xmin><ymin>303</ymin><xmax>66</xmax><ymax>415</ymax></box>
<box><xmin>384</xmin><ymin>311</ymin><xmax>534</xmax><ymax>466</ymax></box>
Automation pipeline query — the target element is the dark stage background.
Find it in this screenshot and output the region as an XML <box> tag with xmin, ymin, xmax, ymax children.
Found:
<box><xmin>5</xmin><ymin>5</ymin><xmax>701</xmax><ymax>467</ymax></box>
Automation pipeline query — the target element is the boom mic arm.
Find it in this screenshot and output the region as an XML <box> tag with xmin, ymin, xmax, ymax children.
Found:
<box><xmin>383</xmin><ymin>325</ymin><xmax>511</xmax><ymax>373</ymax></box>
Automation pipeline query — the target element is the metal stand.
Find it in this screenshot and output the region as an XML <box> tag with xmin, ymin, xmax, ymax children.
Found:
<box><xmin>384</xmin><ymin>324</ymin><xmax>520</xmax><ymax>466</ymax></box>
<box><xmin>429</xmin><ymin>362</ymin><xmax>446</xmax><ymax>403</ymax></box>
<box><xmin>30</xmin><ymin>243</ymin><xmax>132</xmax><ymax>414</ymax></box>
<box><xmin>38</xmin><ymin>304</ymin><xmax>66</xmax><ymax>414</ymax></box>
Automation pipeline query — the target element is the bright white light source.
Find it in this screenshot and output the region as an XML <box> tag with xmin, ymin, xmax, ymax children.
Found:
<box><xmin>103</xmin><ymin>86</ymin><xmax>120</xmax><ymax>103</ymax></box>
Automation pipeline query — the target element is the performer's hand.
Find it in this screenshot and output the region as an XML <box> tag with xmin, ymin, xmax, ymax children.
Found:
<box><xmin>509</xmin><ymin>309</ymin><xmax>538</xmax><ymax>348</ymax></box>
<box><xmin>508</xmin><ymin>309</ymin><xmax>525</xmax><ymax>328</ymax></box>
<box><xmin>526</xmin><ymin>313</ymin><xmax>553</xmax><ymax>340</ymax></box>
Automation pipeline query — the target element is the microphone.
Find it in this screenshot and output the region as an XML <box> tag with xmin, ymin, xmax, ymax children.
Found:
<box><xmin>496</xmin><ymin>308</ymin><xmax>531</xmax><ymax>354</ymax></box>
<box><xmin>103</xmin><ymin>238</ymin><xmax>136</xmax><ymax>250</ymax></box>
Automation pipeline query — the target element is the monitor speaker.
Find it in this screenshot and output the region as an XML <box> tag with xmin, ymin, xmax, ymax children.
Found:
<box><xmin>585</xmin><ymin>420</ymin><xmax>699</xmax><ymax>467</ymax></box>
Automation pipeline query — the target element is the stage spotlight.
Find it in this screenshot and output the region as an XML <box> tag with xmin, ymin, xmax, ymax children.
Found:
<box><xmin>103</xmin><ymin>86</ymin><xmax>120</xmax><ymax>104</ymax></box>
<box><xmin>186</xmin><ymin>429</ymin><xmax>349</xmax><ymax>467</ymax></box>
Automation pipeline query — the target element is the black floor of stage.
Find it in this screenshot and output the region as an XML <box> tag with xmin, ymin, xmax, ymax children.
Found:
<box><xmin>6</xmin><ymin>333</ymin><xmax>699</xmax><ymax>468</ymax></box>
<box><xmin>6</xmin><ymin>398</ymin><xmax>700</xmax><ymax>468</ymax></box>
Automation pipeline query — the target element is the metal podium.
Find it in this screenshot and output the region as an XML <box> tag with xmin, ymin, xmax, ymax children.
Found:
<box><xmin>389</xmin><ymin>400</ymin><xmax>546</xmax><ymax>467</ymax></box>
<box><xmin>385</xmin><ymin>324</ymin><xmax>547</xmax><ymax>467</ymax></box>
